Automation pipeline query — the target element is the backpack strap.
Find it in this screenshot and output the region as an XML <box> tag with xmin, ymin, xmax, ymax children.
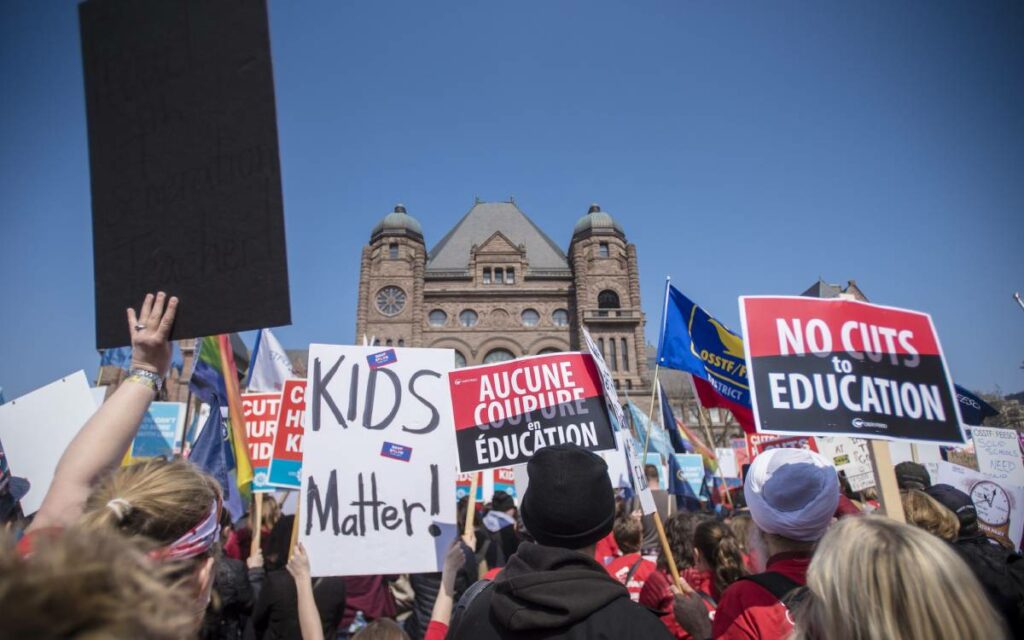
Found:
<box><xmin>623</xmin><ymin>557</ymin><xmax>646</xmax><ymax>585</ymax></box>
<box><xmin>448</xmin><ymin>579</ymin><xmax>495</xmax><ymax>636</ymax></box>
<box><xmin>738</xmin><ymin>572</ymin><xmax>802</xmax><ymax>601</ymax></box>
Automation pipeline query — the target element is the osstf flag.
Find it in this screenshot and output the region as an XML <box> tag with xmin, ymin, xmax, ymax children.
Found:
<box><xmin>739</xmin><ymin>296</ymin><xmax>965</xmax><ymax>444</ymax></box>
<box><xmin>449</xmin><ymin>353</ymin><xmax>616</xmax><ymax>472</ymax></box>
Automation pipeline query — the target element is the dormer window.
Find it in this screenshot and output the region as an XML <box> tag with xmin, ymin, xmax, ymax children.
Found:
<box><xmin>483</xmin><ymin>268</ymin><xmax>492</xmax><ymax>284</ymax></box>
<box><xmin>506</xmin><ymin>268</ymin><xmax>515</xmax><ymax>284</ymax></box>
<box><xmin>494</xmin><ymin>268</ymin><xmax>504</xmax><ymax>284</ymax></box>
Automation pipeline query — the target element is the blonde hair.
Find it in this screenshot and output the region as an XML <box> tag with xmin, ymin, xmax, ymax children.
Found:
<box><xmin>901</xmin><ymin>489</ymin><xmax>959</xmax><ymax>542</ymax></box>
<box><xmin>792</xmin><ymin>516</ymin><xmax>1006</xmax><ymax>640</ymax></box>
<box><xmin>352</xmin><ymin>618</ymin><xmax>411</xmax><ymax>640</ymax></box>
<box><xmin>256</xmin><ymin>493</ymin><xmax>281</xmax><ymax>531</ymax></box>
<box><xmin>80</xmin><ymin>457</ymin><xmax>220</xmax><ymax>552</ymax></box>
<box><xmin>0</xmin><ymin>526</ymin><xmax>197</xmax><ymax>639</ymax></box>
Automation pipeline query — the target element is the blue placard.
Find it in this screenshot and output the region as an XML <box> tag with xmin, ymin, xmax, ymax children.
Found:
<box><xmin>381</xmin><ymin>441</ymin><xmax>413</xmax><ymax>462</ymax></box>
<box><xmin>132</xmin><ymin>402</ymin><xmax>184</xmax><ymax>458</ymax></box>
<box><xmin>367</xmin><ymin>349</ymin><xmax>398</xmax><ymax>369</ymax></box>
<box><xmin>674</xmin><ymin>453</ymin><xmax>706</xmax><ymax>498</ymax></box>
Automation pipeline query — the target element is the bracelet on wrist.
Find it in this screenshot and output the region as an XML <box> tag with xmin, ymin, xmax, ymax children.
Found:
<box><xmin>126</xmin><ymin>368</ymin><xmax>163</xmax><ymax>394</ymax></box>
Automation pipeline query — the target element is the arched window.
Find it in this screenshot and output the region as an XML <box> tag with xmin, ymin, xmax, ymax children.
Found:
<box><xmin>621</xmin><ymin>338</ymin><xmax>629</xmax><ymax>371</ymax></box>
<box><xmin>483</xmin><ymin>348</ymin><xmax>515</xmax><ymax>364</ymax></box>
<box><xmin>598</xmin><ymin>290</ymin><xmax>620</xmax><ymax>309</ymax></box>
<box><xmin>538</xmin><ymin>347</ymin><xmax>561</xmax><ymax>355</ymax></box>
<box><xmin>453</xmin><ymin>350</ymin><xmax>467</xmax><ymax>368</ymax></box>
<box><xmin>608</xmin><ymin>339</ymin><xmax>618</xmax><ymax>372</ymax></box>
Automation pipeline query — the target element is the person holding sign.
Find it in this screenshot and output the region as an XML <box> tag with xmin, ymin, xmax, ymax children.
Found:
<box><xmin>711</xmin><ymin>448</ymin><xmax>839</xmax><ymax>640</ymax></box>
<box><xmin>447</xmin><ymin>444</ymin><xmax>672</xmax><ymax>639</ymax></box>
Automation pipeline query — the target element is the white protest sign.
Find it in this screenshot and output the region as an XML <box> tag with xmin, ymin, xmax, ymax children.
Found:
<box><xmin>601</xmin><ymin>430</ymin><xmax>633</xmax><ymax>490</ymax></box>
<box><xmin>0</xmin><ymin>371</ymin><xmax>96</xmax><ymax>514</ymax></box>
<box><xmin>301</xmin><ymin>345</ymin><xmax>457</xmax><ymax>576</ymax></box>
<box><xmin>90</xmin><ymin>386</ymin><xmax>108</xmax><ymax>407</ymax></box>
<box><xmin>581</xmin><ymin>326</ymin><xmax>625</xmax><ymax>431</ymax></box>
<box><xmin>714</xmin><ymin>447</ymin><xmax>739</xmax><ymax>479</ymax></box>
<box><xmin>817</xmin><ymin>437</ymin><xmax>876</xmax><ymax>492</ymax></box>
<box><xmin>933</xmin><ymin>460</ymin><xmax>1024</xmax><ymax>550</ymax></box>
<box><xmin>972</xmin><ymin>427</ymin><xmax>1024</xmax><ymax>487</ymax></box>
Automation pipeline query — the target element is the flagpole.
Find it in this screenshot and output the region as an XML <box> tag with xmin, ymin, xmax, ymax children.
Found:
<box><xmin>641</xmin><ymin>277</ymin><xmax>672</xmax><ymax>461</ymax></box>
<box><xmin>695</xmin><ymin>408</ymin><xmax>733</xmax><ymax>508</ymax></box>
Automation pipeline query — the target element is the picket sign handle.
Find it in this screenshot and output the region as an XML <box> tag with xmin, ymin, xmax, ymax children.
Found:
<box><xmin>288</xmin><ymin>503</ymin><xmax>300</xmax><ymax>559</ymax></box>
<box><xmin>251</xmin><ymin>494</ymin><xmax>264</xmax><ymax>557</ymax></box>
<box><xmin>464</xmin><ymin>472</ymin><xmax>480</xmax><ymax>537</ymax></box>
<box><xmin>654</xmin><ymin>514</ymin><xmax>693</xmax><ymax>594</ymax></box>
<box><xmin>640</xmin><ymin>364</ymin><xmax>662</xmax><ymax>461</ymax></box>
<box><xmin>868</xmin><ymin>440</ymin><xmax>906</xmax><ymax>523</ymax></box>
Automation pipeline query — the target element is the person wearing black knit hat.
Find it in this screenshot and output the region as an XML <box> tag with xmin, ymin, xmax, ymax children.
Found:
<box><xmin>447</xmin><ymin>444</ymin><xmax>672</xmax><ymax>639</ymax></box>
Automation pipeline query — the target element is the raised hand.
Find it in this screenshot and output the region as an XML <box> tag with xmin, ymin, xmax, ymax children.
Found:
<box><xmin>127</xmin><ymin>292</ymin><xmax>178</xmax><ymax>376</ymax></box>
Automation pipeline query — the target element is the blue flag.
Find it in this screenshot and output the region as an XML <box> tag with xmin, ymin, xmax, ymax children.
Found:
<box><xmin>660</xmin><ymin>383</ymin><xmax>693</xmax><ymax>455</ymax></box>
<box><xmin>656</xmin><ymin>284</ymin><xmax>755</xmax><ymax>431</ymax></box>
<box><xmin>188</xmin><ymin>402</ymin><xmax>244</xmax><ymax>521</ymax></box>
<box><xmin>627</xmin><ymin>402</ymin><xmax>674</xmax><ymax>461</ymax></box>
<box><xmin>100</xmin><ymin>346</ymin><xmax>132</xmax><ymax>370</ymax></box>
<box><xmin>668</xmin><ymin>453</ymin><xmax>704</xmax><ymax>511</ymax></box>
<box><xmin>954</xmin><ymin>385</ymin><xmax>999</xmax><ymax>426</ymax></box>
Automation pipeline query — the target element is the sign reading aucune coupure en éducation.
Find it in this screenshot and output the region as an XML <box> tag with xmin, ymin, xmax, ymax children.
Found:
<box><xmin>448</xmin><ymin>352</ymin><xmax>617</xmax><ymax>472</ymax></box>
<box><xmin>739</xmin><ymin>296</ymin><xmax>966</xmax><ymax>444</ymax></box>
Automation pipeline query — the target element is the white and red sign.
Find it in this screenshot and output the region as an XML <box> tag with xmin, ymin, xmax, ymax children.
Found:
<box><xmin>242</xmin><ymin>392</ymin><xmax>281</xmax><ymax>492</ymax></box>
<box><xmin>267</xmin><ymin>380</ymin><xmax>306</xmax><ymax>490</ymax></box>
<box><xmin>739</xmin><ymin>296</ymin><xmax>965</xmax><ymax>443</ymax></box>
<box><xmin>448</xmin><ymin>352</ymin><xmax>616</xmax><ymax>471</ymax></box>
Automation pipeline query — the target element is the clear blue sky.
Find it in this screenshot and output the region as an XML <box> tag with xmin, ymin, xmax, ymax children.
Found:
<box><xmin>1</xmin><ymin>1</ymin><xmax>1022</xmax><ymax>400</ymax></box>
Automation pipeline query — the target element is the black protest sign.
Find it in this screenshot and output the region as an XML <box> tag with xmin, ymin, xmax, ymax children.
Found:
<box><xmin>739</xmin><ymin>296</ymin><xmax>965</xmax><ymax>444</ymax></box>
<box><xmin>448</xmin><ymin>352</ymin><xmax>617</xmax><ymax>472</ymax></box>
<box><xmin>80</xmin><ymin>0</ymin><xmax>290</xmax><ymax>348</ymax></box>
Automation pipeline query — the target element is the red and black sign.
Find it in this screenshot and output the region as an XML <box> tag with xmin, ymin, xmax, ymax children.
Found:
<box><xmin>739</xmin><ymin>296</ymin><xmax>965</xmax><ymax>444</ymax></box>
<box><xmin>448</xmin><ymin>352</ymin><xmax>616</xmax><ymax>472</ymax></box>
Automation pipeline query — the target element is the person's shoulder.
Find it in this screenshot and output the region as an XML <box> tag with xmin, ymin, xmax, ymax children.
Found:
<box><xmin>717</xmin><ymin>575</ymin><xmax>781</xmax><ymax>608</ymax></box>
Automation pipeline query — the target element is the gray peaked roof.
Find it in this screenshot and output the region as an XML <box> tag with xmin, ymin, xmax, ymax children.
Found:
<box><xmin>426</xmin><ymin>201</ymin><xmax>570</xmax><ymax>272</ymax></box>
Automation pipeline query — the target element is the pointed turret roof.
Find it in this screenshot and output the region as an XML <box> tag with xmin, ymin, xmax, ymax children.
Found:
<box><xmin>426</xmin><ymin>201</ymin><xmax>569</xmax><ymax>272</ymax></box>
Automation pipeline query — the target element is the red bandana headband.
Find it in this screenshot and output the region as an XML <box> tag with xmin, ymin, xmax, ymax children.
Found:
<box><xmin>150</xmin><ymin>498</ymin><xmax>221</xmax><ymax>561</ymax></box>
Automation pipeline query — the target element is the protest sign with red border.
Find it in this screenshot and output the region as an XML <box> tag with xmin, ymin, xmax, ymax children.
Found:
<box><xmin>759</xmin><ymin>435</ymin><xmax>819</xmax><ymax>453</ymax></box>
<box><xmin>739</xmin><ymin>296</ymin><xmax>965</xmax><ymax>443</ymax></box>
<box><xmin>448</xmin><ymin>352</ymin><xmax>616</xmax><ymax>472</ymax></box>
<box><xmin>267</xmin><ymin>380</ymin><xmax>305</xmax><ymax>489</ymax></box>
<box><xmin>456</xmin><ymin>471</ymin><xmax>484</xmax><ymax>502</ymax></box>
<box><xmin>242</xmin><ymin>392</ymin><xmax>281</xmax><ymax>492</ymax></box>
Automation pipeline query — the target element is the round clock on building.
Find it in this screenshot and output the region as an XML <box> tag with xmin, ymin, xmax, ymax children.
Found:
<box><xmin>376</xmin><ymin>286</ymin><xmax>406</xmax><ymax>316</ymax></box>
<box><xmin>970</xmin><ymin>480</ymin><xmax>1011</xmax><ymax>529</ymax></box>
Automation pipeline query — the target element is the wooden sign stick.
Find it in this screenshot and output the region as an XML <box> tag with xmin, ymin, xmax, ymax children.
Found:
<box><xmin>868</xmin><ymin>440</ymin><xmax>905</xmax><ymax>523</ymax></box>
<box><xmin>464</xmin><ymin>472</ymin><xmax>480</xmax><ymax>537</ymax></box>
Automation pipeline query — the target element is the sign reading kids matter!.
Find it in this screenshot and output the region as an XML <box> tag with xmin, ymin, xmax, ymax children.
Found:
<box><xmin>267</xmin><ymin>380</ymin><xmax>306</xmax><ymax>490</ymax></box>
<box><xmin>448</xmin><ymin>352</ymin><xmax>616</xmax><ymax>472</ymax></box>
<box><xmin>301</xmin><ymin>345</ymin><xmax>457</xmax><ymax>576</ymax></box>
<box><xmin>242</xmin><ymin>392</ymin><xmax>281</xmax><ymax>492</ymax></box>
<box><xmin>739</xmin><ymin>297</ymin><xmax>965</xmax><ymax>444</ymax></box>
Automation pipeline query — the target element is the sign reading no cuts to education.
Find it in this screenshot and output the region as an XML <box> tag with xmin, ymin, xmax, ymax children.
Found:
<box><xmin>739</xmin><ymin>296</ymin><xmax>965</xmax><ymax>444</ymax></box>
<box><xmin>301</xmin><ymin>345</ymin><xmax>458</xmax><ymax>576</ymax></box>
<box><xmin>448</xmin><ymin>352</ymin><xmax>616</xmax><ymax>472</ymax></box>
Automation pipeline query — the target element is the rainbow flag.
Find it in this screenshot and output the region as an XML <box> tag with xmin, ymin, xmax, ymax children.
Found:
<box><xmin>189</xmin><ymin>336</ymin><xmax>253</xmax><ymax>493</ymax></box>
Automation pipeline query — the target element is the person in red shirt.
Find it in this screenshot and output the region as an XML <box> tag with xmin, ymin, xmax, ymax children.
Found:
<box><xmin>606</xmin><ymin>514</ymin><xmax>657</xmax><ymax>602</ymax></box>
<box><xmin>709</xmin><ymin>448</ymin><xmax>839</xmax><ymax>640</ymax></box>
<box><xmin>639</xmin><ymin>512</ymin><xmax>715</xmax><ymax>639</ymax></box>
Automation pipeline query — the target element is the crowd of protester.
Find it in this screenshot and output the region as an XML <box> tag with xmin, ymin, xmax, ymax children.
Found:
<box><xmin>1</xmin><ymin>293</ymin><xmax>1022</xmax><ymax>639</ymax></box>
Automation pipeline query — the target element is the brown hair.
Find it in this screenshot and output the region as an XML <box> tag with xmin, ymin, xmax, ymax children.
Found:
<box><xmin>694</xmin><ymin>519</ymin><xmax>748</xmax><ymax>594</ymax></box>
<box><xmin>659</xmin><ymin>512</ymin><xmax>701</xmax><ymax>572</ymax></box>
<box><xmin>901</xmin><ymin>489</ymin><xmax>959</xmax><ymax>542</ymax></box>
<box><xmin>612</xmin><ymin>516</ymin><xmax>642</xmax><ymax>554</ymax></box>
<box><xmin>0</xmin><ymin>526</ymin><xmax>198</xmax><ymax>639</ymax></box>
<box><xmin>80</xmin><ymin>457</ymin><xmax>220</xmax><ymax>553</ymax></box>
<box><xmin>352</xmin><ymin>618</ymin><xmax>411</xmax><ymax>640</ymax></box>
<box><xmin>644</xmin><ymin>464</ymin><xmax>660</xmax><ymax>482</ymax></box>
<box><xmin>728</xmin><ymin>513</ymin><xmax>753</xmax><ymax>556</ymax></box>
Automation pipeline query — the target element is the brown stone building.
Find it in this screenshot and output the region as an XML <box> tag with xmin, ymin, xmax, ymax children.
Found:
<box><xmin>354</xmin><ymin>199</ymin><xmax>650</xmax><ymax>393</ymax></box>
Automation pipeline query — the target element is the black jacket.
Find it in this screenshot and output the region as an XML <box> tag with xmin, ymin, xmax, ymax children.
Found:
<box><xmin>201</xmin><ymin>557</ymin><xmax>254</xmax><ymax>640</ymax></box>
<box><xmin>953</xmin><ymin>534</ymin><xmax>1024</xmax><ymax>638</ymax></box>
<box><xmin>448</xmin><ymin>542</ymin><xmax>673</xmax><ymax>640</ymax></box>
<box><xmin>249</xmin><ymin>570</ymin><xmax>347</xmax><ymax>640</ymax></box>
<box><xmin>404</xmin><ymin>544</ymin><xmax>478</xmax><ymax>640</ymax></box>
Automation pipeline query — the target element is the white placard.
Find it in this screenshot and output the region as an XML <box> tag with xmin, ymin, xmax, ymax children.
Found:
<box><xmin>933</xmin><ymin>461</ymin><xmax>1024</xmax><ymax>550</ymax></box>
<box><xmin>90</xmin><ymin>386</ymin><xmax>108</xmax><ymax>408</ymax></box>
<box><xmin>715</xmin><ymin>447</ymin><xmax>739</xmax><ymax>479</ymax></box>
<box><xmin>972</xmin><ymin>427</ymin><xmax>1024</xmax><ymax>487</ymax></box>
<box><xmin>817</xmin><ymin>437</ymin><xmax>875</xmax><ymax>492</ymax></box>
<box><xmin>0</xmin><ymin>371</ymin><xmax>96</xmax><ymax>514</ymax></box>
<box><xmin>300</xmin><ymin>345</ymin><xmax>457</xmax><ymax>576</ymax></box>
